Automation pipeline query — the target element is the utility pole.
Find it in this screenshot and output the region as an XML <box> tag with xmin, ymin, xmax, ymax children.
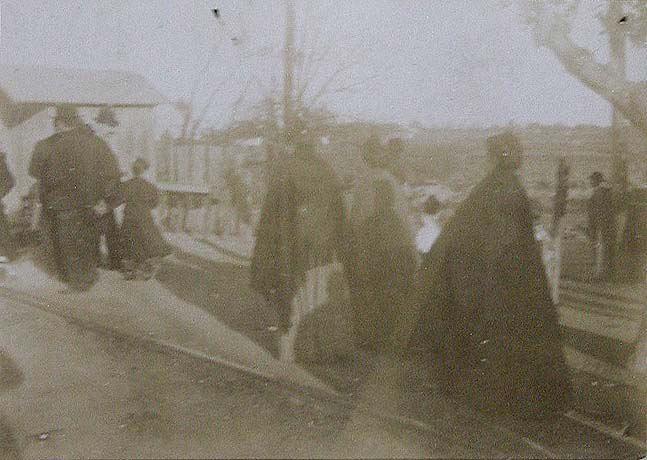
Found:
<box><xmin>607</xmin><ymin>0</ymin><xmax>628</xmax><ymax>188</ymax></box>
<box><xmin>608</xmin><ymin>1</ymin><xmax>630</xmax><ymax>264</ymax></box>
<box><xmin>282</xmin><ymin>0</ymin><xmax>296</xmax><ymax>132</ymax></box>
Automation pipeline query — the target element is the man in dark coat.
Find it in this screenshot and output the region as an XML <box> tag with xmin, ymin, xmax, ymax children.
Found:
<box><xmin>250</xmin><ymin>124</ymin><xmax>353</xmax><ymax>350</ymax></box>
<box><xmin>29</xmin><ymin>105</ymin><xmax>121</xmax><ymax>291</ymax></box>
<box><xmin>402</xmin><ymin>132</ymin><xmax>572</xmax><ymax>418</ymax></box>
<box><xmin>93</xmin><ymin>107</ymin><xmax>124</xmax><ymax>271</ymax></box>
<box><xmin>587</xmin><ymin>171</ymin><xmax>617</xmax><ymax>281</ymax></box>
<box><xmin>0</xmin><ymin>151</ymin><xmax>16</xmax><ymax>261</ymax></box>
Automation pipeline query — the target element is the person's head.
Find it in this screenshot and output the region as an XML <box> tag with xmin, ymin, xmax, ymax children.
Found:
<box><xmin>53</xmin><ymin>105</ymin><xmax>83</xmax><ymax>132</ymax></box>
<box><xmin>132</xmin><ymin>157</ymin><xmax>150</xmax><ymax>177</ymax></box>
<box><xmin>422</xmin><ymin>195</ymin><xmax>442</xmax><ymax>216</ymax></box>
<box><xmin>486</xmin><ymin>131</ymin><xmax>523</xmax><ymax>172</ymax></box>
<box><xmin>94</xmin><ymin>106</ymin><xmax>119</xmax><ymax>138</ymax></box>
<box><xmin>94</xmin><ymin>106</ymin><xmax>119</xmax><ymax>129</ymax></box>
<box><xmin>361</xmin><ymin>135</ymin><xmax>386</xmax><ymax>169</ymax></box>
<box><xmin>285</xmin><ymin>117</ymin><xmax>313</xmax><ymax>147</ymax></box>
<box><xmin>590</xmin><ymin>171</ymin><xmax>605</xmax><ymax>187</ymax></box>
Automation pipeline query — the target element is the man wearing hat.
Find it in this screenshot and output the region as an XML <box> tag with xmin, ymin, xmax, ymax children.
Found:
<box><xmin>29</xmin><ymin>105</ymin><xmax>122</xmax><ymax>291</ymax></box>
<box><xmin>587</xmin><ymin>171</ymin><xmax>616</xmax><ymax>281</ymax></box>
<box><xmin>93</xmin><ymin>106</ymin><xmax>124</xmax><ymax>271</ymax></box>
<box><xmin>402</xmin><ymin>131</ymin><xmax>572</xmax><ymax>419</ymax></box>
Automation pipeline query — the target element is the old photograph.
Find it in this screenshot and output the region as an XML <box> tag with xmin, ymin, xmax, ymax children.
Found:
<box><xmin>0</xmin><ymin>0</ymin><xmax>646</xmax><ymax>458</ymax></box>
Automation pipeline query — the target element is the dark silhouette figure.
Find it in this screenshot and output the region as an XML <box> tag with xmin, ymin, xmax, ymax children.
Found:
<box><xmin>587</xmin><ymin>171</ymin><xmax>617</xmax><ymax>281</ymax></box>
<box><xmin>119</xmin><ymin>158</ymin><xmax>172</xmax><ymax>280</ymax></box>
<box><xmin>405</xmin><ymin>132</ymin><xmax>572</xmax><ymax>419</ymax></box>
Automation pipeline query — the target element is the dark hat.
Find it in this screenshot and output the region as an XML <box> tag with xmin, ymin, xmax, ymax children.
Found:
<box><xmin>422</xmin><ymin>195</ymin><xmax>442</xmax><ymax>215</ymax></box>
<box><xmin>132</xmin><ymin>157</ymin><xmax>150</xmax><ymax>174</ymax></box>
<box><xmin>387</xmin><ymin>137</ymin><xmax>404</xmax><ymax>153</ymax></box>
<box><xmin>54</xmin><ymin>105</ymin><xmax>82</xmax><ymax>126</ymax></box>
<box><xmin>285</xmin><ymin>117</ymin><xmax>311</xmax><ymax>145</ymax></box>
<box><xmin>94</xmin><ymin>107</ymin><xmax>119</xmax><ymax>128</ymax></box>
<box><xmin>361</xmin><ymin>135</ymin><xmax>386</xmax><ymax>168</ymax></box>
<box><xmin>590</xmin><ymin>171</ymin><xmax>605</xmax><ymax>185</ymax></box>
<box><xmin>486</xmin><ymin>131</ymin><xmax>523</xmax><ymax>167</ymax></box>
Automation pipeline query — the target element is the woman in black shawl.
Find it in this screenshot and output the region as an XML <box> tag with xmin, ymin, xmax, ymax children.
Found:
<box><xmin>250</xmin><ymin>125</ymin><xmax>353</xmax><ymax>362</ymax></box>
<box><xmin>120</xmin><ymin>158</ymin><xmax>172</xmax><ymax>280</ymax></box>
<box><xmin>404</xmin><ymin>132</ymin><xmax>572</xmax><ymax>418</ymax></box>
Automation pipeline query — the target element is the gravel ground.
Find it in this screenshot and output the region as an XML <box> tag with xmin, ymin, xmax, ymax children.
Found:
<box><xmin>0</xmin><ymin>294</ymin><xmax>454</xmax><ymax>459</ymax></box>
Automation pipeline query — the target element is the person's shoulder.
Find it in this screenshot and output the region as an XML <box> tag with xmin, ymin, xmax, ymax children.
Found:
<box><xmin>37</xmin><ymin>131</ymin><xmax>64</xmax><ymax>145</ymax></box>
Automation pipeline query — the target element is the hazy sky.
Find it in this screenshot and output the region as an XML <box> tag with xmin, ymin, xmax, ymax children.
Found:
<box><xmin>1</xmin><ymin>0</ymin><xmax>646</xmax><ymax>131</ymax></box>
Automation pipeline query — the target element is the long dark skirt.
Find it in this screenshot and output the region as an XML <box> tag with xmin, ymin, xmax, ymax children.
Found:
<box><xmin>352</xmin><ymin>212</ymin><xmax>416</xmax><ymax>353</ymax></box>
<box><xmin>39</xmin><ymin>208</ymin><xmax>99</xmax><ymax>291</ymax></box>
<box><xmin>121</xmin><ymin>211</ymin><xmax>171</xmax><ymax>264</ymax></box>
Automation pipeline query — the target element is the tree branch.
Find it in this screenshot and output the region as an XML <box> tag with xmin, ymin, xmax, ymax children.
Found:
<box><xmin>529</xmin><ymin>5</ymin><xmax>647</xmax><ymax>136</ymax></box>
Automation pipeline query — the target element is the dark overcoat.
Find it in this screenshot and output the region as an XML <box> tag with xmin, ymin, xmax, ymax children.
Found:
<box><xmin>250</xmin><ymin>144</ymin><xmax>352</xmax><ymax>332</ymax></box>
<box><xmin>352</xmin><ymin>177</ymin><xmax>417</xmax><ymax>352</ymax></box>
<box><xmin>29</xmin><ymin>126</ymin><xmax>121</xmax><ymax>290</ymax></box>
<box><xmin>405</xmin><ymin>166</ymin><xmax>572</xmax><ymax>417</ymax></box>
<box><xmin>120</xmin><ymin>177</ymin><xmax>171</xmax><ymax>263</ymax></box>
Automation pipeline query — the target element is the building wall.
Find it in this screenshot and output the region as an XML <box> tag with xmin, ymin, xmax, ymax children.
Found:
<box><xmin>0</xmin><ymin>106</ymin><xmax>156</xmax><ymax>213</ymax></box>
<box><xmin>0</xmin><ymin>109</ymin><xmax>53</xmax><ymax>212</ymax></box>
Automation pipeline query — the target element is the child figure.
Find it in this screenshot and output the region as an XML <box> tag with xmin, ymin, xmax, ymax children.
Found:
<box><xmin>120</xmin><ymin>158</ymin><xmax>172</xmax><ymax>280</ymax></box>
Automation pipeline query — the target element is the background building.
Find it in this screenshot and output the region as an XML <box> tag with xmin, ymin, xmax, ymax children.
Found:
<box><xmin>0</xmin><ymin>65</ymin><xmax>166</xmax><ymax>211</ymax></box>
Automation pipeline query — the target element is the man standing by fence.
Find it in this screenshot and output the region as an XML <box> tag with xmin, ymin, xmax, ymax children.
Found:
<box><xmin>93</xmin><ymin>107</ymin><xmax>124</xmax><ymax>271</ymax></box>
<box><xmin>587</xmin><ymin>171</ymin><xmax>617</xmax><ymax>281</ymax></box>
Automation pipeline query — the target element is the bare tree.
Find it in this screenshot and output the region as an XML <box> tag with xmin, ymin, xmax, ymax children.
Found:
<box><xmin>521</xmin><ymin>0</ymin><xmax>647</xmax><ymax>136</ymax></box>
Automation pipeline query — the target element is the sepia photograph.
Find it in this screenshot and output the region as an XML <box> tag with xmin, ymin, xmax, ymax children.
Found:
<box><xmin>0</xmin><ymin>0</ymin><xmax>645</xmax><ymax>458</ymax></box>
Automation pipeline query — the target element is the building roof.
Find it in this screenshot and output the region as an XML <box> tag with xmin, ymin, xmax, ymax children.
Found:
<box><xmin>0</xmin><ymin>65</ymin><xmax>167</xmax><ymax>108</ymax></box>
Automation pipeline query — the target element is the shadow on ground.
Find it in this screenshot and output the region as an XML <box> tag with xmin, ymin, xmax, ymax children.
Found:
<box><xmin>156</xmin><ymin>250</ymin><xmax>281</xmax><ymax>358</ymax></box>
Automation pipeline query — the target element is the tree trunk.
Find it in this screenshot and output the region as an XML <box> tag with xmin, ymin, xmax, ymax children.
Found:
<box><xmin>530</xmin><ymin>10</ymin><xmax>647</xmax><ymax>137</ymax></box>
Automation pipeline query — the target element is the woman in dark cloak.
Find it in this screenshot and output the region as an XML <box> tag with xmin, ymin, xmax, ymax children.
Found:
<box><xmin>120</xmin><ymin>158</ymin><xmax>172</xmax><ymax>280</ymax></box>
<box><xmin>349</xmin><ymin>138</ymin><xmax>417</xmax><ymax>353</ymax></box>
<box><xmin>251</xmin><ymin>125</ymin><xmax>354</xmax><ymax>362</ymax></box>
<box><xmin>404</xmin><ymin>132</ymin><xmax>572</xmax><ymax>418</ymax></box>
<box><xmin>355</xmin><ymin>178</ymin><xmax>417</xmax><ymax>352</ymax></box>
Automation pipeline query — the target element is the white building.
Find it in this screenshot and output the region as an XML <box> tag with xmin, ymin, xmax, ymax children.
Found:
<box><xmin>0</xmin><ymin>65</ymin><xmax>166</xmax><ymax>211</ymax></box>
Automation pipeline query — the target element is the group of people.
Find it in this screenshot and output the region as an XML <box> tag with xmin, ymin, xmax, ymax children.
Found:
<box><xmin>587</xmin><ymin>169</ymin><xmax>647</xmax><ymax>283</ymax></box>
<box><xmin>26</xmin><ymin>105</ymin><xmax>171</xmax><ymax>291</ymax></box>
<box><xmin>251</xmin><ymin>126</ymin><xmax>572</xmax><ymax>419</ymax></box>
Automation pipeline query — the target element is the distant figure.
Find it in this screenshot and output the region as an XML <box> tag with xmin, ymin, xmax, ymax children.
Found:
<box><xmin>223</xmin><ymin>166</ymin><xmax>251</xmax><ymax>236</ymax></box>
<box><xmin>251</xmin><ymin>121</ymin><xmax>354</xmax><ymax>362</ymax></box>
<box><xmin>621</xmin><ymin>179</ymin><xmax>647</xmax><ymax>283</ymax></box>
<box><xmin>587</xmin><ymin>171</ymin><xmax>616</xmax><ymax>281</ymax></box>
<box><xmin>119</xmin><ymin>158</ymin><xmax>172</xmax><ymax>280</ymax></box>
<box><xmin>358</xmin><ymin>178</ymin><xmax>417</xmax><ymax>352</ymax></box>
<box><xmin>0</xmin><ymin>151</ymin><xmax>16</xmax><ymax>262</ymax></box>
<box><xmin>406</xmin><ymin>132</ymin><xmax>572</xmax><ymax>418</ymax></box>
<box><xmin>93</xmin><ymin>107</ymin><xmax>124</xmax><ymax>271</ymax></box>
<box><xmin>349</xmin><ymin>136</ymin><xmax>416</xmax><ymax>352</ymax></box>
<box><xmin>29</xmin><ymin>105</ymin><xmax>121</xmax><ymax>292</ymax></box>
